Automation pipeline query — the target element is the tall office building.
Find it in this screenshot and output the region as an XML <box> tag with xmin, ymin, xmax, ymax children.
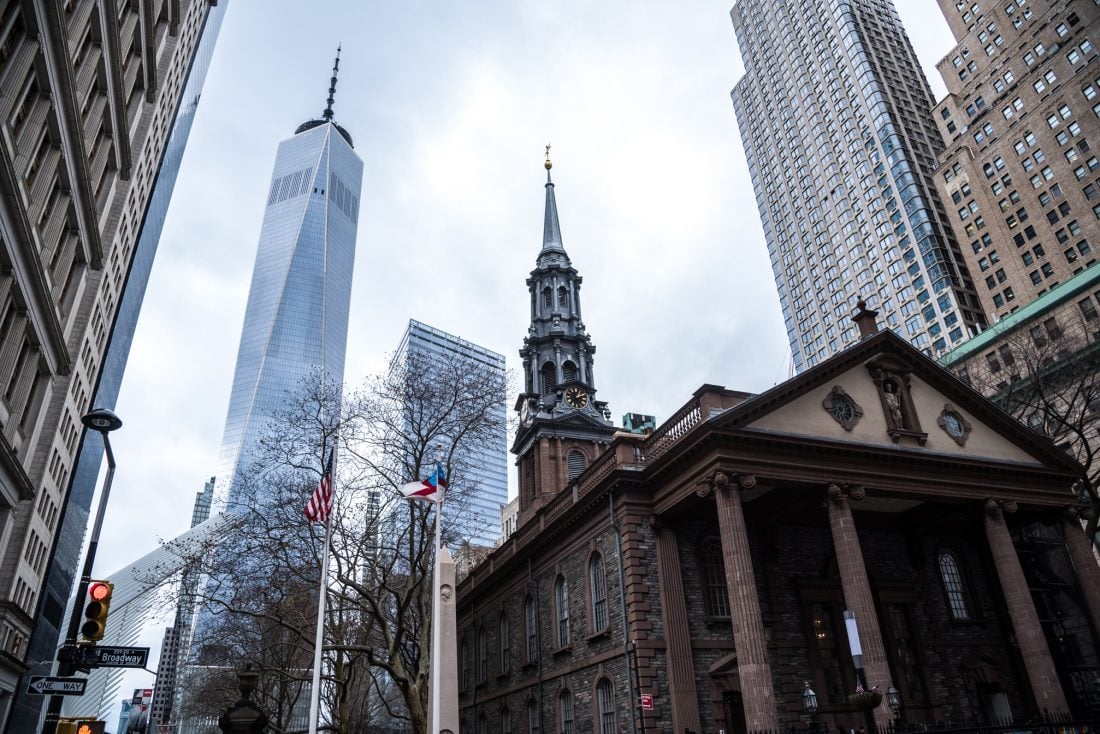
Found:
<box><xmin>392</xmin><ymin>320</ymin><xmax>508</xmax><ymax>547</ymax></box>
<box><xmin>730</xmin><ymin>0</ymin><xmax>988</xmax><ymax>372</ymax></box>
<box><xmin>931</xmin><ymin>0</ymin><xmax>1098</xmax><ymax>320</ymax></box>
<box><xmin>0</xmin><ymin>1</ymin><xmax>226</xmax><ymax>728</ymax></box>
<box><xmin>213</xmin><ymin>56</ymin><xmax>362</xmax><ymax>510</ymax></box>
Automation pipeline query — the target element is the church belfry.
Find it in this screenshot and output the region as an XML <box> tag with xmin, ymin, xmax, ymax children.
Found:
<box><xmin>514</xmin><ymin>150</ymin><xmax>617</xmax><ymax>523</ymax></box>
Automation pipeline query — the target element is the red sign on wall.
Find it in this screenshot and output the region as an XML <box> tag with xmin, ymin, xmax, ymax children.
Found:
<box><xmin>640</xmin><ymin>693</ymin><xmax>654</xmax><ymax>710</ymax></box>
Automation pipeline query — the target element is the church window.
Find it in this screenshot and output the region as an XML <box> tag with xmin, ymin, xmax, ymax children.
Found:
<box><xmin>477</xmin><ymin>712</ymin><xmax>488</xmax><ymax>734</ymax></box>
<box><xmin>461</xmin><ymin>634</ymin><xmax>471</xmax><ymax>690</ymax></box>
<box><xmin>558</xmin><ymin>689</ymin><xmax>575</xmax><ymax>734</ymax></box>
<box><xmin>554</xmin><ymin>574</ymin><xmax>570</xmax><ymax>646</ymax></box>
<box><xmin>558</xmin><ymin>285</ymin><xmax>569</xmax><ymax>309</ymax></box>
<box><xmin>567</xmin><ymin>450</ymin><xmax>587</xmax><ymax>480</ymax></box>
<box><xmin>542</xmin><ymin>287</ymin><xmax>553</xmax><ymax>308</ymax></box>
<box><xmin>527</xmin><ymin>698</ymin><xmax>540</xmax><ymax>734</ymax></box>
<box><xmin>938</xmin><ymin>550</ymin><xmax>972</xmax><ymax>620</ymax></box>
<box><xmin>525</xmin><ymin>594</ymin><xmax>537</xmax><ymax>662</ymax></box>
<box><xmin>589</xmin><ymin>552</ymin><xmax>608</xmax><ymax>632</ymax></box>
<box><xmin>541</xmin><ymin>362</ymin><xmax>556</xmax><ymax>395</ymax></box>
<box><xmin>501</xmin><ymin>706</ymin><xmax>512</xmax><ymax>734</ymax></box>
<box><xmin>562</xmin><ymin>360</ymin><xmax>577</xmax><ymax>383</ymax></box>
<box><xmin>596</xmin><ymin>678</ymin><xmax>616</xmax><ymax>734</ymax></box>
<box><xmin>477</xmin><ymin>624</ymin><xmax>488</xmax><ymax>683</ymax></box>
<box><xmin>499</xmin><ymin>612</ymin><xmax>511</xmax><ymax>674</ymax></box>
<box><xmin>700</xmin><ymin>537</ymin><xmax>730</xmax><ymax>618</ymax></box>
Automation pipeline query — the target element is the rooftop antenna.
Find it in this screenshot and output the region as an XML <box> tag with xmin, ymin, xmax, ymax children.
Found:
<box><xmin>323</xmin><ymin>45</ymin><xmax>341</xmax><ymax>122</ymax></box>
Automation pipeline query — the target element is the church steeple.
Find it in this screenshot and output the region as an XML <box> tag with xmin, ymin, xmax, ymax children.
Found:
<box><xmin>513</xmin><ymin>152</ymin><xmax>616</xmax><ymax>523</ymax></box>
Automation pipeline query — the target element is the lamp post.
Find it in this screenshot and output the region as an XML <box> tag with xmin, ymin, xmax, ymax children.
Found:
<box><xmin>887</xmin><ymin>686</ymin><xmax>902</xmax><ymax>725</ymax></box>
<box><xmin>42</xmin><ymin>408</ymin><xmax>123</xmax><ymax>734</ymax></box>
<box><xmin>803</xmin><ymin>681</ymin><xmax>819</xmax><ymax>734</ymax></box>
<box><xmin>218</xmin><ymin>667</ymin><xmax>269</xmax><ymax>733</ymax></box>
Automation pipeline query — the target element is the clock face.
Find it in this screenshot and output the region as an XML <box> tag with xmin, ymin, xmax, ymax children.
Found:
<box><xmin>943</xmin><ymin>412</ymin><xmax>964</xmax><ymax>437</ymax></box>
<box><xmin>830</xmin><ymin>395</ymin><xmax>855</xmax><ymax>422</ymax></box>
<box><xmin>565</xmin><ymin>386</ymin><xmax>588</xmax><ymax>409</ymax></box>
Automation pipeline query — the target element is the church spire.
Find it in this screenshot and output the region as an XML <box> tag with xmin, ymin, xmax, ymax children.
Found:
<box><xmin>541</xmin><ymin>144</ymin><xmax>565</xmax><ymax>255</ymax></box>
<box><xmin>322</xmin><ymin>45</ymin><xmax>341</xmax><ymax>122</ymax></box>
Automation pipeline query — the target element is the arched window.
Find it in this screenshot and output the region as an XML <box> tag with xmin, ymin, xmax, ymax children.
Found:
<box><xmin>525</xmin><ymin>594</ymin><xmax>537</xmax><ymax>662</ymax></box>
<box><xmin>559</xmin><ymin>689</ymin><xmax>575</xmax><ymax>734</ymax></box>
<box><xmin>477</xmin><ymin>712</ymin><xmax>488</xmax><ymax>734</ymax></box>
<box><xmin>561</xmin><ymin>360</ymin><xmax>577</xmax><ymax>382</ymax></box>
<box><xmin>554</xmin><ymin>574</ymin><xmax>570</xmax><ymax>647</ymax></box>
<box><xmin>558</xmin><ymin>285</ymin><xmax>569</xmax><ymax>309</ymax></box>
<box><xmin>938</xmin><ymin>550</ymin><xmax>971</xmax><ymax>620</ymax></box>
<box><xmin>541</xmin><ymin>362</ymin><xmax>556</xmax><ymax>395</ymax></box>
<box><xmin>566</xmin><ymin>450</ymin><xmax>587</xmax><ymax>481</ymax></box>
<box><xmin>596</xmin><ymin>678</ymin><xmax>616</xmax><ymax>734</ymax></box>
<box><xmin>501</xmin><ymin>706</ymin><xmax>512</xmax><ymax>734</ymax></box>
<box><xmin>589</xmin><ymin>552</ymin><xmax>608</xmax><ymax>632</ymax></box>
<box><xmin>499</xmin><ymin>612</ymin><xmax>511</xmax><ymax>675</ymax></box>
<box><xmin>460</xmin><ymin>634</ymin><xmax>471</xmax><ymax>690</ymax></box>
<box><xmin>700</xmin><ymin>536</ymin><xmax>730</xmax><ymax>618</ymax></box>
<box><xmin>477</xmin><ymin>624</ymin><xmax>488</xmax><ymax>684</ymax></box>
<box><xmin>542</xmin><ymin>287</ymin><xmax>553</xmax><ymax>309</ymax></box>
<box><xmin>527</xmin><ymin>697</ymin><xmax>540</xmax><ymax>734</ymax></box>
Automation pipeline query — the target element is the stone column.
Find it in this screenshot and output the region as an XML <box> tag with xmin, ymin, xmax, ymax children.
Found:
<box><xmin>824</xmin><ymin>484</ymin><xmax>892</xmax><ymax>728</ymax></box>
<box><xmin>713</xmin><ymin>471</ymin><xmax>779</xmax><ymax>732</ymax></box>
<box><xmin>429</xmin><ymin>546</ymin><xmax>459</xmax><ymax>734</ymax></box>
<box><xmin>983</xmin><ymin>499</ymin><xmax>1068</xmax><ymax>714</ymax></box>
<box><xmin>1064</xmin><ymin>508</ymin><xmax>1100</xmax><ymax>641</ymax></box>
<box><xmin>654</xmin><ymin>520</ymin><xmax>702</xmax><ymax>734</ymax></box>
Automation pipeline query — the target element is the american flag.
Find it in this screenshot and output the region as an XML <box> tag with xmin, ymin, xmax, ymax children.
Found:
<box><xmin>304</xmin><ymin>452</ymin><xmax>334</xmax><ymax>524</ymax></box>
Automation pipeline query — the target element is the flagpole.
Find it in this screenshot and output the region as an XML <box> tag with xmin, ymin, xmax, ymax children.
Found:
<box><xmin>431</xmin><ymin>495</ymin><xmax>443</xmax><ymax>734</ymax></box>
<box><xmin>308</xmin><ymin>474</ymin><xmax>334</xmax><ymax>734</ymax></box>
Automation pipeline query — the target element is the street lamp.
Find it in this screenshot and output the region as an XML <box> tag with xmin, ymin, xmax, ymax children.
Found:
<box><xmin>803</xmin><ymin>681</ymin><xmax>819</xmax><ymax>733</ymax></box>
<box><xmin>218</xmin><ymin>667</ymin><xmax>269</xmax><ymax>733</ymax></box>
<box><xmin>43</xmin><ymin>408</ymin><xmax>123</xmax><ymax>734</ymax></box>
<box><xmin>887</xmin><ymin>686</ymin><xmax>902</xmax><ymax>720</ymax></box>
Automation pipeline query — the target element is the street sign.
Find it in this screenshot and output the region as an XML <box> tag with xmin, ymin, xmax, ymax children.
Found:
<box><xmin>86</xmin><ymin>646</ymin><xmax>149</xmax><ymax>668</ymax></box>
<box><xmin>26</xmin><ymin>676</ymin><xmax>86</xmax><ymax>696</ymax></box>
<box><xmin>640</xmin><ymin>693</ymin><xmax>654</xmax><ymax>710</ymax></box>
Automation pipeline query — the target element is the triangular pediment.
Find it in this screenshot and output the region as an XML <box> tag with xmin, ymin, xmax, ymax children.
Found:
<box><xmin>720</xmin><ymin>331</ymin><xmax>1079</xmax><ymax>472</ymax></box>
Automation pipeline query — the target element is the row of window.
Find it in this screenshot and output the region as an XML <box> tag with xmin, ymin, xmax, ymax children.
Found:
<box><xmin>466</xmin><ymin>680</ymin><xmax>617</xmax><ymax>734</ymax></box>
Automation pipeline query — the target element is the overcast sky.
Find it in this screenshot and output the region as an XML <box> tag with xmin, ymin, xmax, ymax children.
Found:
<box><xmin>89</xmin><ymin>0</ymin><xmax>955</xmax><ymax>683</ymax></box>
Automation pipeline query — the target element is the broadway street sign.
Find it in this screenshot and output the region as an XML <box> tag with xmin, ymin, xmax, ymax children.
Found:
<box><xmin>26</xmin><ymin>676</ymin><xmax>86</xmax><ymax>696</ymax></box>
<box><xmin>85</xmin><ymin>646</ymin><xmax>149</xmax><ymax>669</ymax></box>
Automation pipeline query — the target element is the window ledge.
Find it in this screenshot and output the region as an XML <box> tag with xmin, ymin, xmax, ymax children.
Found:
<box><xmin>551</xmin><ymin>644</ymin><xmax>573</xmax><ymax>657</ymax></box>
<box><xmin>587</xmin><ymin>628</ymin><xmax>610</xmax><ymax>643</ymax></box>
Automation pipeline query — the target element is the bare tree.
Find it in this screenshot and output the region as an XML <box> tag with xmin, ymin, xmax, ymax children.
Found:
<box><xmin>169</xmin><ymin>349</ymin><xmax>508</xmax><ymax>733</ymax></box>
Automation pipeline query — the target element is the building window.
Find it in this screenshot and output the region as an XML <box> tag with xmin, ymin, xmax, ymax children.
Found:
<box><xmin>542</xmin><ymin>287</ymin><xmax>552</xmax><ymax>308</ymax></box>
<box><xmin>527</xmin><ymin>698</ymin><xmax>540</xmax><ymax>734</ymax></box>
<box><xmin>938</xmin><ymin>550</ymin><xmax>972</xmax><ymax>620</ymax></box>
<box><xmin>596</xmin><ymin>679</ymin><xmax>616</xmax><ymax>734</ymax></box>
<box><xmin>499</xmin><ymin>612</ymin><xmax>511</xmax><ymax>675</ymax></box>
<box><xmin>590</xmin><ymin>552</ymin><xmax>608</xmax><ymax>633</ymax></box>
<box><xmin>541</xmin><ymin>362</ymin><xmax>556</xmax><ymax>395</ymax></box>
<box><xmin>566</xmin><ymin>450</ymin><xmax>587</xmax><ymax>480</ymax></box>
<box><xmin>561</xmin><ymin>360</ymin><xmax>577</xmax><ymax>383</ymax></box>
<box><xmin>559</xmin><ymin>690</ymin><xmax>575</xmax><ymax>734</ymax></box>
<box><xmin>557</xmin><ymin>285</ymin><xmax>568</xmax><ymax>309</ymax></box>
<box><xmin>699</xmin><ymin>537</ymin><xmax>730</xmax><ymax>618</ymax></box>
<box><xmin>501</xmin><ymin>707</ymin><xmax>512</xmax><ymax>734</ymax></box>
<box><xmin>461</xmin><ymin>635</ymin><xmax>471</xmax><ymax>690</ymax></box>
<box><xmin>477</xmin><ymin>625</ymin><xmax>488</xmax><ymax>684</ymax></box>
<box><xmin>525</xmin><ymin>594</ymin><xmax>537</xmax><ymax>662</ymax></box>
<box><xmin>554</xmin><ymin>575</ymin><xmax>570</xmax><ymax>647</ymax></box>
<box><xmin>477</xmin><ymin>712</ymin><xmax>488</xmax><ymax>734</ymax></box>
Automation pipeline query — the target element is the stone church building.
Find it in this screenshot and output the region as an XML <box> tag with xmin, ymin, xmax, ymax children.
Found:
<box><xmin>454</xmin><ymin>163</ymin><xmax>1100</xmax><ymax>734</ymax></box>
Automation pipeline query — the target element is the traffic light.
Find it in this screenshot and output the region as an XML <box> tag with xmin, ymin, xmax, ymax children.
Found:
<box><xmin>79</xmin><ymin>580</ymin><xmax>113</xmax><ymax>642</ymax></box>
<box><xmin>55</xmin><ymin>719</ymin><xmax>105</xmax><ymax>734</ymax></box>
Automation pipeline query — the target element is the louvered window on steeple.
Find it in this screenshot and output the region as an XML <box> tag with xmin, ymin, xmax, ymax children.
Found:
<box><xmin>566</xmin><ymin>450</ymin><xmax>587</xmax><ymax>480</ymax></box>
<box><xmin>541</xmin><ymin>363</ymin><xmax>556</xmax><ymax>394</ymax></box>
<box><xmin>558</xmin><ymin>285</ymin><xmax>568</xmax><ymax>309</ymax></box>
<box><xmin>561</xmin><ymin>361</ymin><xmax>577</xmax><ymax>383</ymax></box>
<box><xmin>542</xmin><ymin>287</ymin><xmax>552</xmax><ymax>308</ymax></box>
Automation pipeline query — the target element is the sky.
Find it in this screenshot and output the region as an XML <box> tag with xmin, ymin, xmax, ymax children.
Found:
<box><xmin>89</xmin><ymin>0</ymin><xmax>955</xmax><ymax>687</ymax></box>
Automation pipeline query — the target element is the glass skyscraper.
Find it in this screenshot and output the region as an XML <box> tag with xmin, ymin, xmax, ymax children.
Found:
<box><xmin>214</xmin><ymin>101</ymin><xmax>363</xmax><ymax>508</ymax></box>
<box><xmin>394</xmin><ymin>320</ymin><xmax>508</xmax><ymax>547</ymax></box>
<box><xmin>730</xmin><ymin>0</ymin><xmax>987</xmax><ymax>372</ymax></box>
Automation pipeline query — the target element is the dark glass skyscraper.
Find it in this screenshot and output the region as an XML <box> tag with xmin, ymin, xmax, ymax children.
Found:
<box><xmin>730</xmin><ymin>0</ymin><xmax>987</xmax><ymax>372</ymax></box>
<box><xmin>214</xmin><ymin>93</ymin><xmax>363</xmax><ymax>508</ymax></box>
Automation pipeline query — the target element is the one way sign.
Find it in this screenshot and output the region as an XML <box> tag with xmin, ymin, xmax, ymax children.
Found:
<box><xmin>26</xmin><ymin>676</ymin><xmax>86</xmax><ymax>696</ymax></box>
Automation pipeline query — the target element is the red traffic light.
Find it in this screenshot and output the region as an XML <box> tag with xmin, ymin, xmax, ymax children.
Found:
<box><xmin>88</xmin><ymin>582</ymin><xmax>111</xmax><ymax>602</ymax></box>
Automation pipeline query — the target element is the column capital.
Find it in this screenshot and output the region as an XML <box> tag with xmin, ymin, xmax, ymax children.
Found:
<box><xmin>826</xmin><ymin>483</ymin><xmax>865</xmax><ymax>503</ymax></box>
<box><xmin>984</xmin><ymin>498</ymin><xmax>1018</xmax><ymax>517</ymax></box>
<box><xmin>700</xmin><ymin>470</ymin><xmax>757</xmax><ymax>497</ymax></box>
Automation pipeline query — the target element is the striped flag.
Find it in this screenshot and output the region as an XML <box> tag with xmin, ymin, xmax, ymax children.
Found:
<box><xmin>400</xmin><ymin>463</ymin><xmax>447</xmax><ymax>503</ymax></box>
<box><xmin>304</xmin><ymin>452</ymin><xmax>334</xmax><ymax>523</ymax></box>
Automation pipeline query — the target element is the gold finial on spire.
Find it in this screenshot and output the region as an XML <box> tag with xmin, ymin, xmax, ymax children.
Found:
<box><xmin>544</xmin><ymin>143</ymin><xmax>552</xmax><ymax>170</ymax></box>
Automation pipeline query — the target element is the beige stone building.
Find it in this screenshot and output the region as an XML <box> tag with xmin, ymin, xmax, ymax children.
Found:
<box><xmin>932</xmin><ymin>0</ymin><xmax>1099</xmax><ymax>323</ymax></box>
<box><xmin>0</xmin><ymin>0</ymin><xmax>223</xmax><ymax>724</ymax></box>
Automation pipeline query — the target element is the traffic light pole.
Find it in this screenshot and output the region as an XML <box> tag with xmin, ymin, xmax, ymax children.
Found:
<box><xmin>42</xmin><ymin>412</ymin><xmax>120</xmax><ymax>734</ymax></box>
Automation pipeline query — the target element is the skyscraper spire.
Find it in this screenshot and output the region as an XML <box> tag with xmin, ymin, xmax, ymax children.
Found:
<box><xmin>322</xmin><ymin>45</ymin><xmax>341</xmax><ymax>122</ymax></box>
<box><xmin>542</xmin><ymin>144</ymin><xmax>564</xmax><ymax>255</ymax></box>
